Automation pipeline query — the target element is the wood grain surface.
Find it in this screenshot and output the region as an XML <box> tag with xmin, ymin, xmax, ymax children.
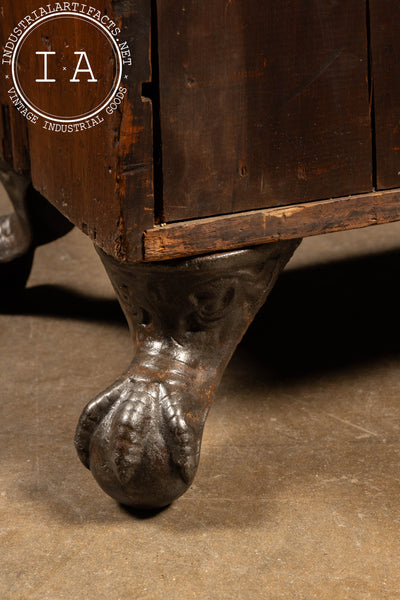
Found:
<box><xmin>157</xmin><ymin>0</ymin><xmax>373</xmax><ymax>221</ymax></box>
<box><xmin>144</xmin><ymin>189</ymin><xmax>400</xmax><ymax>260</ymax></box>
<box><xmin>369</xmin><ymin>0</ymin><xmax>400</xmax><ymax>191</ymax></box>
<box><xmin>3</xmin><ymin>2</ymin><xmax>400</xmax><ymax>263</ymax></box>
<box><xmin>1</xmin><ymin>0</ymin><xmax>154</xmax><ymax>262</ymax></box>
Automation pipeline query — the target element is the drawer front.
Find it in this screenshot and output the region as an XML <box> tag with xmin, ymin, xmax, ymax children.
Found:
<box><xmin>157</xmin><ymin>0</ymin><xmax>373</xmax><ymax>222</ymax></box>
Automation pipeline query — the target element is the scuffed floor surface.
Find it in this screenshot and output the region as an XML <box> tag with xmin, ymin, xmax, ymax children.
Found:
<box><xmin>1</xmin><ymin>191</ymin><xmax>400</xmax><ymax>599</ymax></box>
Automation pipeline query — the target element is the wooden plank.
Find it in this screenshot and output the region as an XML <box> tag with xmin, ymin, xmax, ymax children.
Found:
<box><xmin>1</xmin><ymin>0</ymin><xmax>154</xmax><ymax>262</ymax></box>
<box><xmin>0</xmin><ymin>2</ymin><xmax>31</xmax><ymax>172</ymax></box>
<box><xmin>97</xmin><ymin>0</ymin><xmax>154</xmax><ymax>262</ymax></box>
<box><xmin>157</xmin><ymin>0</ymin><xmax>372</xmax><ymax>222</ymax></box>
<box><xmin>369</xmin><ymin>1</ymin><xmax>400</xmax><ymax>190</ymax></box>
<box><xmin>144</xmin><ymin>189</ymin><xmax>400</xmax><ymax>261</ymax></box>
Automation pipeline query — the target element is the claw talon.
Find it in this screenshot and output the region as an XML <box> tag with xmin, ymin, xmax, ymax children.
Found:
<box><xmin>109</xmin><ymin>398</ymin><xmax>149</xmax><ymax>485</ymax></box>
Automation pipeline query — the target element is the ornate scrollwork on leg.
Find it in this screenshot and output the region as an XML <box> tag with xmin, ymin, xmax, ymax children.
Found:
<box><xmin>75</xmin><ymin>240</ymin><xmax>301</xmax><ymax>508</ymax></box>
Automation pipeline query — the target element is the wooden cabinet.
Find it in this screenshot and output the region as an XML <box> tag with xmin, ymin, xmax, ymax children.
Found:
<box><xmin>1</xmin><ymin>0</ymin><xmax>400</xmax><ymax>264</ymax></box>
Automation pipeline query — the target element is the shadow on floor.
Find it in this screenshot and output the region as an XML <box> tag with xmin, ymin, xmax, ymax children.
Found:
<box><xmin>0</xmin><ymin>284</ymin><xmax>124</xmax><ymax>325</ymax></box>
<box><xmin>235</xmin><ymin>247</ymin><xmax>400</xmax><ymax>381</ymax></box>
<box><xmin>2</xmin><ymin>248</ymin><xmax>400</xmax><ymax>380</ymax></box>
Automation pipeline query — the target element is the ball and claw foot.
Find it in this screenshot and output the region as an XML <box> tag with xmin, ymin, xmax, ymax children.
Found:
<box><xmin>75</xmin><ymin>241</ymin><xmax>300</xmax><ymax>508</ymax></box>
<box><xmin>76</xmin><ymin>366</ymin><xmax>203</xmax><ymax>508</ymax></box>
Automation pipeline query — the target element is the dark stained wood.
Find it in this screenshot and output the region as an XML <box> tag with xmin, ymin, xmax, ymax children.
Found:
<box><xmin>0</xmin><ymin>0</ymin><xmax>154</xmax><ymax>262</ymax></box>
<box><xmin>144</xmin><ymin>189</ymin><xmax>400</xmax><ymax>261</ymax></box>
<box><xmin>0</xmin><ymin>4</ymin><xmax>30</xmax><ymax>172</ymax></box>
<box><xmin>7</xmin><ymin>110</ymin><xmax>30</xmax><ymax>173</ymax></box>
<box><xmin>156</xmin><ymin>0</ymin><xmax>373</xmax><ymax>222</ymax></box>
<box><xmin>369</xmin><ymin>0</ymin><xmax>400</xmax><ymax>190</ymax></box>
<box><xmin>112</xmin><ymin>0</ymin><xmax>155</xmax><ymax>261</ymax></box>
<box><xmin>6</xmin><ymin>1</ymin><xmax>400</xmax><ymax>265</ymax></box>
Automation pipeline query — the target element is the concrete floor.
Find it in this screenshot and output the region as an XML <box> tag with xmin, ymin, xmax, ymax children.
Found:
<box><xmin>2</xmin><ymin>189</ymin><xmax>400</xmax><ymax>599</ymax></box>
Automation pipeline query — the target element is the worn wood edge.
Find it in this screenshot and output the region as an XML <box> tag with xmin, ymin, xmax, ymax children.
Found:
<box><xmin>143</xmin><ymin>189</ymin><xmax>400</xmax><ymax>261</ymax></box>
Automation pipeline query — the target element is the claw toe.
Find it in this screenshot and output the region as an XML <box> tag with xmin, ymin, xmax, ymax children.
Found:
<box><xmin>110</xmin><ymin>398</ymin><xmax>149</xmax><ymax>485</ymax></box>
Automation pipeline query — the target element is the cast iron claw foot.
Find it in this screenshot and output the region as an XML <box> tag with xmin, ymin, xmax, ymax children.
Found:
<box><xmin>75</xmin><ymin>240</ymin><xmax>301</xmax><ymax>508</ymax></box>
<box><xmin>0</xmin><ymin>163</ymin><xmax>33</xmax><ymax>290</ymax></box>
<box><xmin>0</xmin><ymin>160</ymin><xmax>73</xmax><ymax>291</ymax></box>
